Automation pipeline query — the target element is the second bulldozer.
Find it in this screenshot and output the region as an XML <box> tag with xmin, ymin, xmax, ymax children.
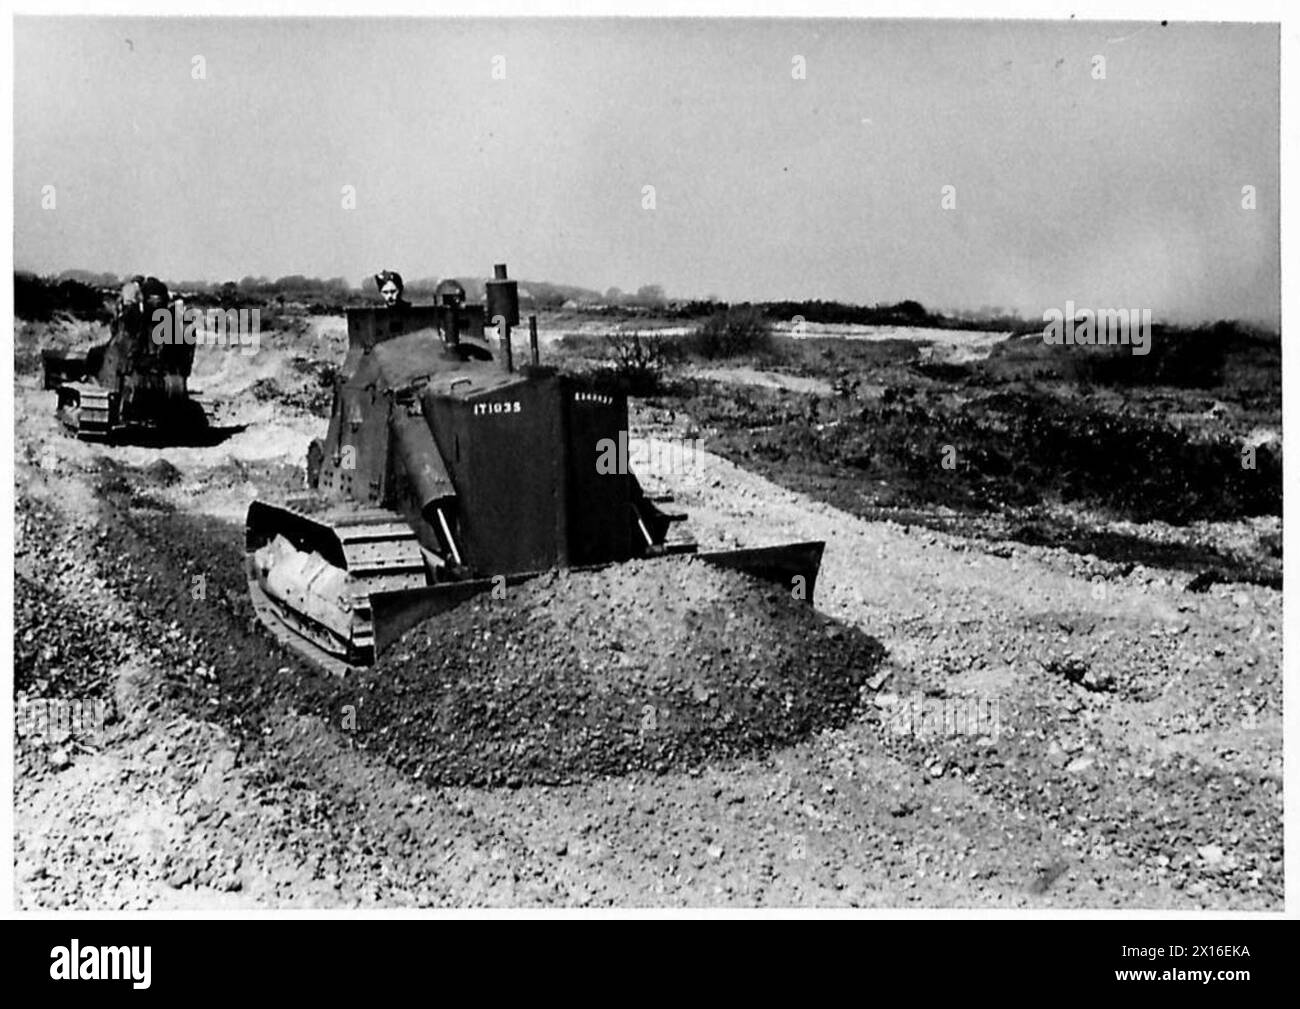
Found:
<box><xmin>42</xmin><ymin>276</ymin><xmax>206</xmax><ymax>440</ymax></box>
<box><xmin>246</xmin><ymin>264</ymin><xmax>824</xmax><ymax>674</ymax></box>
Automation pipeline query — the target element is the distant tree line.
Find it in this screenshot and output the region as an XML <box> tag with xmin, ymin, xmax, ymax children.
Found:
<box><xmin>752</xmin><ymin>298</ymin><xmax>1041</xmax><ymax>333</ymax></box>
<box><xmin>21</xmin><ymin>271</ymin><xmax>1260</xmax><ymax>356</ymax></box>
<box><xmin>14</xmin><ymin>272</ymin><xmax>112</xmax><ymax>321</ymax></box>
<box><xmin>5</xmin><ymin>270</ymin><xmax>1051</xmax><ymax>331</ymax></box>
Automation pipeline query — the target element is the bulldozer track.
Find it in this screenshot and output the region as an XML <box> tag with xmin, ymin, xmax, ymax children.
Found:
<box><xmin>58</xmin><ymin>383</ymin><xmax>113</xmax><ymax>441</ymax></box>
<box><xmin>246</xmin><ymin>500</ymin><xmax>429</xmax><ymax>673</ymax></box>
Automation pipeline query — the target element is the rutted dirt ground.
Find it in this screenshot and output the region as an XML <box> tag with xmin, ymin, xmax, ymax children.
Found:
<box><xmin>13</xmin><ymin>318</ymin><xmax>1282</xmax><ymax>908</ymax></box>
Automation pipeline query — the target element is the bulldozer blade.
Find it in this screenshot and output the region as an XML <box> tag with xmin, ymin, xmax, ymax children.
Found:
<box><xmin>244</xmin><ymin>574</ymin><xmax>535</xmax><ymax>677</ymax></box>
<box><xmin>249</xmin><ymin>510</ymin><xmax>824</xmax><ymax>676</ymax></box>
<box><xmin>697</xmin><ymin>540</ymin><xmax>826</xmax><ymax>603</ymax></box>
<box><xmin>369</xmin><ymin>572</ymin><xmax>539</xmax><ymax>655</ymax></box>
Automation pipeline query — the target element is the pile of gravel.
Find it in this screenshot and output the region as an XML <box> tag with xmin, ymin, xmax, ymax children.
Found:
<box><xmin>341</xmin><ymin>557</ymin><xmax>882</xmax><ymax>785</ymax></box>
<box><xmin>88</xmin><ymin>465</ymin><xmax>881</xmax><ymax>787</ymax></box>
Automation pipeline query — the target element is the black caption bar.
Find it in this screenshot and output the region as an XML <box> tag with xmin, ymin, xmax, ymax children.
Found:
<box><xmin>4</xmin><ymin>921</ymin><xmax>1289</xmax><ymax>998</ymax></box>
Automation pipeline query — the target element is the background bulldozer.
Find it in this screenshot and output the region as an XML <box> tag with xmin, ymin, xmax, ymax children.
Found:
<box><xmin>41</xmin><ymin>275</ymin><xmax>207</xmax><ymax>440</ymax></box>
<box><xmin>246</xmin><ymin>263</ymin><xmax>825</xmax><ymax>674</ymax></box>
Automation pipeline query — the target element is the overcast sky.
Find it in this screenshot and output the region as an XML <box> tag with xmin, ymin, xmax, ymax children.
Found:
<box><xmin>14</xmin><ymin>17</ymin><xmax>1280</xmax><ymax>324</ymax></box>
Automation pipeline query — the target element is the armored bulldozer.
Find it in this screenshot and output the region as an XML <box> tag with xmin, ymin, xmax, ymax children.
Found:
<box><xmin>245</xmin><ymin>264</ymin><xmax>824</xmax><ymax>674</ymax></box>
<box><xmin>41</xmin><ymin>275</ymin><xmax>206</xmax><ymax>440</ymax></box>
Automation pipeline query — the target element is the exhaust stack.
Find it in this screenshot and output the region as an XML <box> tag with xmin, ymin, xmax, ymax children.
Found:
<box><xmin>486</xmin><ymin>262</ymin><xmax>519</xmax><ymax>372</ymax></box>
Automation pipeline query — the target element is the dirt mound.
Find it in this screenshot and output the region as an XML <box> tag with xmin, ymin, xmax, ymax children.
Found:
<box><xmin>86</xmin><ymin>463</ymin><xmax>880</xmax><ymax>786</ymax></box>
<box><xmin>348</xmin><ymin>558</ymin><xmax>882</xmax><ymax>785</ymax></box>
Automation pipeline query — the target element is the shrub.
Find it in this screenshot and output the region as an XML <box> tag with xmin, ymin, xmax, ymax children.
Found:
<box><xmin>603</xmin><ymin>330</ymin><xmax>678</xmax><ymax>395</ymax></box>
<box><xmin>15</xmin><ymin>272</ymin><xmax>111</xmax><ymax>322</ymax></box>
<box><xmin>686</xmin><ymin>305</ymin><xmax>773</xmax><ymax>360</ymax></box>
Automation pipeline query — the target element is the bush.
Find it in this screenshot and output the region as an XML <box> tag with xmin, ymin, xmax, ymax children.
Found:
<box><xmin>14</xmin><ymin>272</ymin><xmax>112</xmax><ymax>322</ymax></box>
<box><xmin>603</xmin><ymin>330</ymin><xmax>677</xmax><ymax>395</ymax></box>
<box><xmin>685</xmin><ymin>305</ymin><xmax>773</xmax><ymax>360</ymax></box>
<box><xmin>984</xmin><ymin>320</ymin><xmax>1276</xmax><ymax>391</ymax></box>
<box><xmin>1058</xmin><ymin>323</ymin><xmax>1230</xmax><ymax>389</ymax></box>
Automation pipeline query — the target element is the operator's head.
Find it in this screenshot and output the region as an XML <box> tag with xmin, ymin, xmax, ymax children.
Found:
<box><xmin>375</xmin><ymin>270</ymin><xmax>405</xmax><ymax>308</ymax></box>
<box><xmin>141</xmin><ymin>276</ymin><xmax>169</xmax><ymax>307</ymax></box>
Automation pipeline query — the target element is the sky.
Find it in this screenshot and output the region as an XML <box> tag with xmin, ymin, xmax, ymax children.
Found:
<box><xmin>13</xmin><ymin>17</ymin><xmax>1281</xmax><ymax>324</ymax></box>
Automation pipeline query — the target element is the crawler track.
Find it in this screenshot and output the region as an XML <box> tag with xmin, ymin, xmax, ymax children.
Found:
<box><xmin>246</xmin><ymin>500</ymin><xmax>428</xmax><ymax>673</ymax></box>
